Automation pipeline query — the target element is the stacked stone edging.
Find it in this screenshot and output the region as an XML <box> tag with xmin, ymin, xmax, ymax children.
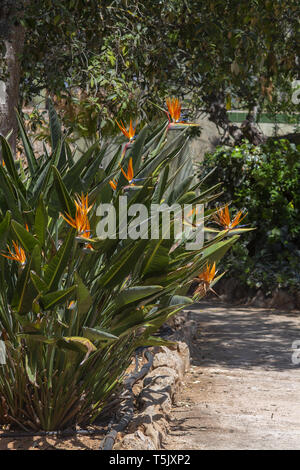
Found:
<box><xmin>114</xmin><ymin>313</ymin><xmax>196</xmax><ymax>450</ymax></box>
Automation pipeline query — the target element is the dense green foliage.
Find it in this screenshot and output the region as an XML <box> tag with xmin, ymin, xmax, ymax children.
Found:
<box><xmin>200</xmin><ymin>140</ymin><xmax>300</xmax><ymax>293</ymax></box>
<box><xmin>17</xmin><ymin>0</ymin><xmax>299</xmax><ymax>138</ymax></box>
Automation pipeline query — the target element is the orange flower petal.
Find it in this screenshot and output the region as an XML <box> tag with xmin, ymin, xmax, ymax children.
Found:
<box><xmin>127</xmin><ymin>157</ymin><xmax>134</xmax><ymax>182</ymax></box>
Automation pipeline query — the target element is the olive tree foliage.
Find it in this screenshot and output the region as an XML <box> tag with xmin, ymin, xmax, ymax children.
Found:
<box><xmin>1</xmin><ymin>0</ymin><xmax>300</xmax><ymax>145</ymax></box>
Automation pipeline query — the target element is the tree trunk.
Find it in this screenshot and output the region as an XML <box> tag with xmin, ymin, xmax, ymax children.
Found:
<box><xmin>203</xmin><ymin>92</ymin><xmax>266</xmax><ymax>146</ymax></box>
<box><xmin>0</xmin><ymin>1</ymin><xmax>24</xmax><ymax>155</ymax></box>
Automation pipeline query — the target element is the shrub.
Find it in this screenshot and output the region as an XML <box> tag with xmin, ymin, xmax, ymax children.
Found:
<box><xmin>200</xmin><ymin>139</ymin><xmax>300</xmax><ymax>293</ymax></box>
<box><xmin>0</xmin><ymin>103</ymin><xmax>238</xmax><ymax>430</ymax></box>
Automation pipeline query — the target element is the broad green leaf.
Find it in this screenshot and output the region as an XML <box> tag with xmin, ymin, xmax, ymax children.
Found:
<box><xmin>18</xmin><ymin>333</ymin><xmax>56</xmax><ymax>344</ymax></box>
<box><xmin>136</xmin><ymin>335</ymin><xmax>176</xmax><ymax>348</ymax></box>
<box><xmin>29</xmin><ymin>160</ymin><xmax>52</xmax><ymax>205</ymax></box>
<box><xmin>98</xmin><ymin>239</ymin><xmax>148</xmax><ymax>288</ymax></box>
<box><xmin>75</xmin><ymin>272</ymin><xmax>92</xmax><ymax>316</ymax></box>
<box><xmin>16</xmin><ymin>110</ymin><xmax>37</xmax><ymax>176</ymax></box>
<box><xmin>11</xmin><ymin>255</ymin><xmax>35</xmax><ymax>315</ymax></box>
<box><xmin>0</xmin><ymin>166</ymin><xmax>23</xmax><ymax>222</ymax></box>
<box><xmin>62</xmin><ymin>142</ymin><xmax>99</xmax><ymax>191</ymax></box>
<box><xmin>167</xmin><ymin>175</ymin><xmax>193</xmax><ymax>205</ymax></box>
<box><xmin>25</xmin><ymin>354</ymin><xmax>37</xmax><ymax>386</ymax></box>
<box><xmin>59</xmin><ymin>336</ymin><xmax>96</xmax><ymax>364</ymax></box>
<box><xmin>34</xmin><ymin>197</ymin><xmax>47</xmax><ymax>246</ymax></box>
<box><xmin>52</xmin><ymin>165</ymin><xmax>76</xmax><ymax>217</ymax></box>
<box><xmin>41</xmin><ymin>285</ymin><xmax>77</xmax><ymax>310</ymax></box>
<box><xmin>47</xmin><ymin>98</ymin><xmax>66</xmax><ymax>169</ymax></box>
<box><xmin>30</xmin><ymin>271</ymin><xmax>48</xmax><ymax>293</ymax></box>
<box><xmin>131</xmin><ymin>125</ymin><xmax>148</xmax><ymax>172</ymax></box>
<box><xmin>82</xmin><ymin>327</ymin><xmax>118</xmax><ymax>342</ymax></box>
<box><xmin>0</xmin><ymin>136</ymin><xmax>26</xmax><ymax>197</ymax></box>
<box><xmin>0</xmin><ymin>210</ymin><xmax>11</xmax><ymax>249</ymax></box>
<box><xmin>44</xmin><ymin>228</ymin><xmax>75</xmax><ymax>291</ymax></box>
<box><xmin>169</xmin><ymin>295</ymin><xmax>193</xmax><ymax>306</ymax></box>
<box><xmin>152</xmin><ymin>165</ymin><xmax>169</xmax><ymax>204</ymax></box>
<box><xmin>112</xmin><ymin>285</ymin><xmax>163</xmax><ymax>309</ymax></box>
<box><xmin>142</xmin><ymin>241</ymin><xmax>170</xmax><ymax>276</ymax></box>
<box><xmin>11</xmin><ymin>220</ymin><xmax>40</xmax><ymax>252</ymax></box>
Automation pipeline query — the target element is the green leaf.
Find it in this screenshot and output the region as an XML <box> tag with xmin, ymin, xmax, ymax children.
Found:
<box><xmin>167</xmin><ymin>175</ymin><xmax>193</xmax><ymax>205</ymax></box>
<box><xmin>16</xmin><ymin>110</ymin><xmax>37</xmax><ymax>176</ymax></box>
<box><xmin>25</xmin><ymin>354</ymin><xmax>37</xmax><ymax>386</ymax></box>
<box><xmin>82</xmin><ymin>327</ymin><xmax>118</xmax><ymax>342</ymax></box>
<box><xmin>0</xmin><ymin>166</ymin><xmax>23</xmax><ymax>222</ymax></box>
<box><xmin>200</xmin><ymin>235</ymin><xmax>239</xmax><ymax>266</ymax></box>
<box><xmin>30</xmin><ymin>271</ymin><xmax>48</xmax><ymax>294</ymax></box>
<box><xmin>44</xmin><ymin>228</ymin><xmax>75</xmax><ymax>291</ymax></box>
<box><xmin>11</xmin><ymin>255</ymin><xmax>35</xmax><ymax>315</ymax></box>
<box><xmin>142</xmin><ymin>241</ymin><xmax>170</xmax><ymax>276</ymax></box>
<box><xmin>131</xmin><ymin>125</ymin><xmax>148</xmax><ymax>172</ymax></box>
<box><xmin>112</xmin><ymin>285</ymin><xmax>163</xmax><ymax>309</ymax></box>
<box><xmin>52</xmin><ymin>165</ymin><xmax>76</xmax><ymax>217</ymax></box>
<box><xmin>62</xmin><ymin>142</ymin><xmax>100</xmax><ymax>191</ymax></box>
<box><xmin>11</xmin><ymin>220</ymin><xmax>40</xmax><ymax>252</ymax></box>
<box><xmin>31</xmin><ymin>243</ymin><xmax>42</xmax><ymax>276</ymax></box>
<box><xmin>0</xmin><ymin>210</ymin><xmax>11</xmax><ymax>249</ymax></box>
<box><xmin>29</xmin><ymin>159</ymin><xmax>52</xmax><ymax>205</ymax></box>
<box><xmin>152</xmin><ymin>165</ymin><xmax>169</xmax><ymax>204</ymax></box>
<box><xmin>75</xmin><ymin>272</ymin><xmax>92</xmax><ymax>316</ymax></box>
<box><xmin>34</xmin><ymin>197</ymin><xmax>47</xmax><ymax>246</ymax></box>
<box><xmin>98</xmin><ymin>239</ymin><xmax>148</xmax><ymax>288</ymax></box>
<box><xmin>41</xmin><ymin>285</ymin><xmax>77</xmax><ymax>310</ymax></box>
<box><xmin>0</xmin><ymin>136</ymin><xmax>26</xmax><ymax>197</ymax></box>
<box><xmin>136</xmin><ymin>335</ymin><xmax>176</xmax><ymax>348</ymax></box>
<box><xmin>169</xmin><ymin>295</ymin><xmax>193</xmax><ymax>306</ymax></box>
<box><xmin>58</xmin><ymin>336</ymin><xmax>96</xmax><ymax>364</ymax></box>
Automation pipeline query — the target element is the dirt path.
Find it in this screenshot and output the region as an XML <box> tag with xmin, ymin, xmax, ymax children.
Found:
<box><xmin>163</xmin><ymin>302</ymin><xmax>300</xmax><ymax>450</ymax></box>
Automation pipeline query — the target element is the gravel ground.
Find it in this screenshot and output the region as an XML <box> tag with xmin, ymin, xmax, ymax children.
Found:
<box><xmin>163</xmin><ymin>302</ymin><xmax>300</xmax><ymax>450</ymax></box>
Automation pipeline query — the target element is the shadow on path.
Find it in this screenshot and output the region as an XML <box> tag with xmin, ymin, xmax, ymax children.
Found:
<box><xmin>188</xmin><ymin>301</ymin><xmax>300</xmax><ymax>371</ymax></box>
<box><xmin>163</xmin><ymin>302</ymin><xmax>300</xmax><ymax>450</ymax></box>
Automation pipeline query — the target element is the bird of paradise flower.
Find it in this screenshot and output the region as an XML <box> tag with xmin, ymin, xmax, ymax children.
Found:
<box><xmin>120</xmin><ymin>157</ymin><xmax>134</xmax><ymax>185</ymax></box>
<box><xmin>1</xmin><ymin>241</ymin><xmax>26</xmax><ymax>266</ymax></box>
<box><xmin>119</xmin><ymin>157</ymin><xmax>146</xmax><ymax>189</ymax></box>
<box><xmin>193</xmin><ymin>262</ymin><xmax>217</xmax><ymax>297</ymax></box>
<box><xmin>212</xmin><ymin>205</ymin><xmax>247</xmax><ymax>230</ymax></box>
<box><xmin>165</xmin><ymin>97</ymin><xmax>200</xmax><ymax>129</ymax></box>
<box><xmin>116</xmin><ymin>119</ymin><xmax>138</xmax><ymax>160</ymax></box>
<box><xmin>116</xmin><ymin>119</ymin><xmax>137</xmax><ymax>142</ymax></box>
<box><xmin>60</xmin><ymin>193</ymin><xmax>94</xmax><ymax>251</ymax></box>
<box><xmin>109</xmin><ymin>178</ymin><xmax>118</xmax><ymax>191</ymax></box>
<box><xmin>148</xmin><ymin>97</ymin><xmax>199</xmax><ymax>129</ymax></box>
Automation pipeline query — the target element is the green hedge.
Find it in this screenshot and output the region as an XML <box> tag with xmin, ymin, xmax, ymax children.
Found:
<box><xmin>200</xmin><ymin>139</ymin><xmax>300</xmax><ymax>294</ymax></box>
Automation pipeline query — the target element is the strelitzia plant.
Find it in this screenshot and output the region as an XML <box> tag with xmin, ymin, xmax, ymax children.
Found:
<box><xmin>0</xmin><ymin>101</ymin><xmax>244</xmax><ymax>431</ymax></box>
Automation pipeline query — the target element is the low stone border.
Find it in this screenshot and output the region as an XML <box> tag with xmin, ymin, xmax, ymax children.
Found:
<box><xmin>113</xmin><ymin>312</ymin><xmax>196</xmax><ymax>450</ymax></box>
